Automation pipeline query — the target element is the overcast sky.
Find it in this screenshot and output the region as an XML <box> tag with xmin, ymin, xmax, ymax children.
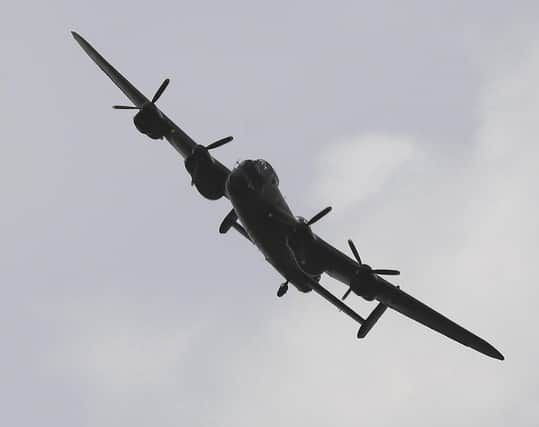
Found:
<box><xmin>1</xmin><ymin>1</ymin><xmax>538</xmax><ymax>426</ymax></box>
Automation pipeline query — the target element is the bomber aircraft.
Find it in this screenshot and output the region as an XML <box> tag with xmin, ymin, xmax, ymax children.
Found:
<box><xmin>72</xmin><ymin>31</ymin><xmax>504</xmax><ymax>360</ymax></box>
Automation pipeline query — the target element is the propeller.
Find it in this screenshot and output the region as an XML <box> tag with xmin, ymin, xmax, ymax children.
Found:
<box><xmin>341</xmin><ymin>239</ymin><xmax>400</xmax><ymax>301</ymax></box>
<box><xmin>269</xmin><ymin>204</ymin><xmax>333</xmax><ymax>230</ymax></box>
<box><xmin>206</xmin><ymin>136</ymin><xmax>234</xmax><ymax>150</ymax></box>
<box><xmin>341</xmin><ymin>287</ymin><xmax>353</xmax><ymax>301</ymax></box>
<box><xmin>151</xmin><ymin>78</ymin><xmax>169</xmax><ymax>104</ymax></box>
<box><xmin>306</xmin><ymin>206</ymin><xmax>332</xmax><ymax>226</ymax></box>
<box><xmin>111</xmin><ymin>105</ymin><xmax>139</xmax><ymax>110</ymax></box>
<box><xmin>113</xmin><ymin>78</ymin><xmax>170</xmax><ymax>110</ymax></box>
<box><xmin>347</xmin><ymin>239</ymin><xmax>400</xmax><ymax>276</ymax></box>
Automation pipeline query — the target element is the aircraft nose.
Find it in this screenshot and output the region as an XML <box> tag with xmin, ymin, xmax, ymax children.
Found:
<box><xmin>226</xmin><ymin>167</ymin><xmax>252</xmax><ymax>197</ymax></box>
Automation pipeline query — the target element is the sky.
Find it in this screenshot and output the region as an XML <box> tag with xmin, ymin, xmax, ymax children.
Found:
<box><xmin>1</xmin><ymin>1</ymin><xmax>539</xmax><ymax>426</ymax></box>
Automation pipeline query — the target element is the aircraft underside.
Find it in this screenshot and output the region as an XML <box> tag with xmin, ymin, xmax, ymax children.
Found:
<box><xmin>71</xmin><ymin>31</ymin><xmax>504</xmax><ymax>361</ymax></box>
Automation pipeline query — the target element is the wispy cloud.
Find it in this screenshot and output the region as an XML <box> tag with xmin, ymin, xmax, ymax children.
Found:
<box><xmin>40</xmin><ymin>26</ymin><xmax>539</xmax><ymax>427</ymax></box>
<box><xmin>312</xmin><ymin>133</ymin><xmax>420</xmax><ymax>210</ymax></box>
<box><xmin>4</xmin><ymin>4</ymin><xmax>539</xmax><ymax>427</ymax></box>
<box><xmin>305</xmin><ymin>37</ymin><xmax>539</xmax><ymax>427</ymax></box>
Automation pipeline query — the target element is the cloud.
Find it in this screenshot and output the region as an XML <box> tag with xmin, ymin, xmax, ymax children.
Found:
<box><xmin>6</xmin><ymin>5</ymin><xmax>539</xmax><ymax>427</ymax></box>
<box><xmin>302</xmin><ymin>37</ymin><xmax>539</xmax><ymax>427</ymax></box>
<box><xmin>35</xmin><ymin>29</ymin><xmax>539</xmax><ymax>427</ymax></box>
<box><xmin>312</xmin><ymin>133</ymin><xmax>420</xmax><ymax>210</ymax></box>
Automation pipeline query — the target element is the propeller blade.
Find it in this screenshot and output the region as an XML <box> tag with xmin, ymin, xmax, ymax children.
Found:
<box><xmin>347</xmin><ymin>239</ymin><xmax>362</xmax><ymax>264</ymax></box>
<box><xmin>342</xmin><ymin>287</ymin><xmax>353</xmax><ymax>301</ymax></box>
<box><xmin>206</xmin><ymin>136</ymin><xmax>233</xmax><ymax>150</ymax></box>
<box><xmin>151</xmin><ymin>78</ymin><xmax>170</xmax><ymax>103</ymax></box>
<box><xmin>372</xmin><ymin>269</ymin><xmax>400</xmax><ymax>276</ymax></box>
<box><xmin>113</xmin><ymin>105</ymin><xmax>140</xmax><ymax>110</ymax></box>
<box><xmin>307</xmin><ymin>206</ymin><xmax>332</xmax><ymax>225</ymax></box>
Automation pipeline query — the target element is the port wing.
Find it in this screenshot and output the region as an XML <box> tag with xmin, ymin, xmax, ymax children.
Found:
<box><xmin>373</xmin><ymin>278</ymin><xmax>504</xmax><ymax>359</ymax></box>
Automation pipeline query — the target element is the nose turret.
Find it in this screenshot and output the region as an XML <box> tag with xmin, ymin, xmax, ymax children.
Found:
<box><xmin>226</xmin><ymin>160</ymin><xmax>256</xmax><ymax>197</ymax></box>
<box><xmin>226</xmin><ymin>159</ymin><xmax>278</xmax><ymax>199</ymax></box>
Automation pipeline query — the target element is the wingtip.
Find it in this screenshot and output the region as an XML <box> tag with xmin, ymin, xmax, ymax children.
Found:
<box><xmin>492</xmin><ymin>350</ymin><xmax>505</xmax><ymax>361</ymax></box>
<box><xmin>71</xmin><ymin>31</ymin><xmax>86</xmax><ymax>46</ymax></box>
<box><xmin>481</xmin><ymin>342</ymin><xmax>504</xmax><ymax>361</ymax></box>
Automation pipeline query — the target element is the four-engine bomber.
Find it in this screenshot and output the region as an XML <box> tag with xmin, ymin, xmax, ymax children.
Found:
<box><xmin>72</xmin><ymin>31</ymin><xmax>505</xmax><ymax>361</ymax></box>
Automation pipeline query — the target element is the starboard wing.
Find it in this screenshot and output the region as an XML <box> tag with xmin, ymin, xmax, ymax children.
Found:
<box><xmin>72</xmin><ymin>31</ymin><xmax>149</xmax><ymax>108</ymax></box>
<box><xmin>72</xmin><ymin>31</ymin><xmax>202</xmax><ymax>159</ymax></box>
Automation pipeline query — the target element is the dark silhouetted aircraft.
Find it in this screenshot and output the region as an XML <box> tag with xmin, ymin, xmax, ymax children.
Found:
<box><xmin>72</xmin><ymin>31</ymin><xmax>504</xmax><ymax>360</ymax></box>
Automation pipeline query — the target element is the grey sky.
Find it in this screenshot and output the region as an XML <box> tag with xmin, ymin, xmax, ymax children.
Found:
<box><xmin>1</xmin><ymin>1</ymin><xmax>538</xmax><ymax>426</ymax></box>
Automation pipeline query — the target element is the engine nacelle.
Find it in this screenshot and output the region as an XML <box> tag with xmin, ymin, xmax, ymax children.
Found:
<box><xmin>184</xmin><ymin>149</ymin><xmax>226</xmax><ymax>200</ymax></box>
<box><xmin>348</xmin><ymin>270</ymin><xmax>377</xmax><ymax>301</ymax></box>
<box><xmin>133</xmin><ymin>106</ymin><xmax>168</xmax><ymax>139</ymax></box>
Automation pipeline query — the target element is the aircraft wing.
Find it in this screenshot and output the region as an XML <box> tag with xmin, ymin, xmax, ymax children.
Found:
<box><xmin>372</xmin><ymin>277</ymin><xmax>504</xmax><ymax>359</ymax></box>
<box><xmin>71</xmin><ymin>31</ymin><xmax>229</xmax><ymax>166</ymax></box>
<box><xmin>313</xmin><ymin>237</ymin><xmax>504</xmax><ymax>359</ymax></box>
<box><xmin>72</xmin><ymin>31</ymin><xmax>149</xmax><ymax>108</ymax></box>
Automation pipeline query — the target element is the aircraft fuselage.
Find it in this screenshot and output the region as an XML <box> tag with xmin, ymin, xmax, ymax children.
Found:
<box><xmin>226</xmin><ymin>159</ymin><xmax>315</xmax><ymax>292</ymax></box>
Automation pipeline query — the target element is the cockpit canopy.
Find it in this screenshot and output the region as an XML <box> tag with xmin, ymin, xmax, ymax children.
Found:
<box><xmin>255</xmin><ymin>159</ymin><xmax>279</xmax><ymax>185</ymax></box>
<box><xmin>237</xmin><ymin>159</ymin><xmax>279</xmax><ymax>187</ymax></box>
